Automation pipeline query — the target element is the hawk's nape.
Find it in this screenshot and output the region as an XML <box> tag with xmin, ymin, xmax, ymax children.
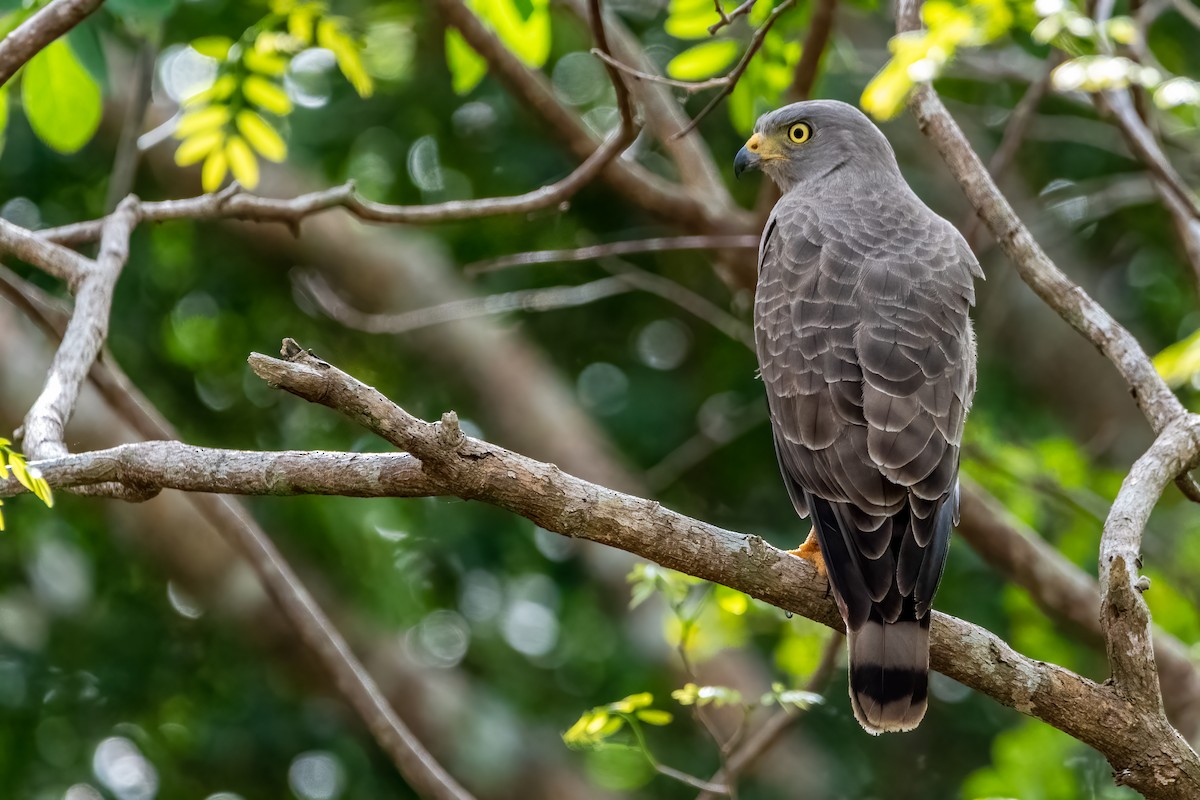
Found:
<box><xmin>738</xmin><ymin>100</ymin><xmax>980</xmax><ymax>734</ymax></box>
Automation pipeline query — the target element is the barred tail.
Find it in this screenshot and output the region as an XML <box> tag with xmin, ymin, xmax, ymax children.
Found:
<box><xmin>847</xmin><ymin>610</ymin><xmax>930</xmax><ymax>735</ymax></box>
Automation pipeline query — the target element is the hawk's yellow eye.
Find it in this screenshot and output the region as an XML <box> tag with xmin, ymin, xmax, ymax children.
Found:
<box><xmin>788</xmin><ymin>123</ymin><xmax>812</xmax><ymax>144</ymax></box>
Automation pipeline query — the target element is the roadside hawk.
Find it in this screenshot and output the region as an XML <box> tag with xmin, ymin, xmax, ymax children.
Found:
<box><xmin>734</xmin><ymin>100</ymin><xmax>981</xmax><ymax>734</ymax></box>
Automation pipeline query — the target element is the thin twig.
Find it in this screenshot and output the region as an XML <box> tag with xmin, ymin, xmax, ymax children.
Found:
<box><xmin>41</xmin><ymin>131</ymin><xmax>633</xmax><ymax>246</ymax></box>
<box><xmin>1089</xmin><ymin>0</ymin><xmax>1200</xmax><ymax>289</ymax></box>
<box><xmin>0</xmin><ymin>0</ymin><xmax>105</xmax><ymax>90</ymax></box>
<box><xmin>697</xmin><ymin>632</ymin><xmax>842</xmax><ymax>800</ymax></box>
<box><xmin>644</xmin><ymin>402</ymin><xmax>767</xmax><ymax>492</ymax></box>
<box><xmin>962</xmin><ymin>53</ymin><xmax>1059</xmax><ymax>250</ymax></box>
<box><xmin>105</xmin><ymin>40</ymin><xmax>155</xmax><ymax>212</ymax></box>
<box><xmin>21</xmin><ymin>197</ymin><xmax>139</xmax><ymax>461</ymax></box>
<box><xmin>588</xmin><ymin>0</ymin><xmax>634</xmax><ymax>133</ymax></box>
<box><xmin>299</xmin><ymin>271</ymin><xmax>634</xmax><ymax>334</ymax></box>
<box><xmin>592</xmin><ymin>49</ymin><xmax>730</xmax><ymax>93</ymax></box>
<box><xmin>788</xmin><ymin>0</ymin><xmax>836</xmax><ymax>100</ymax></box>
<box><xmin>673</xmin><ymin>0</ymin><xmax>800</xmax><ymax>140</ymax></box>
<box><xmin>462</xmin><ymin>235</ymin><xmax>760</xmax><ymax>277</ymax></box>
<box><xmin>597</xmin><ymin>260</ymin><xmax>755</xmax><ymax>348</ymax></box>
<box><xmin>436</xmin><ymin>0</ymin><xmax>733</xmax><ymax>233</ymax></box>
<box><xmin>709</xmin><ymin>0</ymin><xmax>757</xmax><ymax>34</ymax></box>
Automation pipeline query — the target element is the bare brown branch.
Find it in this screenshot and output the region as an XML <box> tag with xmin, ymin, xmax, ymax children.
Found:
<box><xmin>0</xmin><ymin>0</ymin><xmax>105</xmax><ymax>90</ymax></box>
<box><xmin>300</xmin><ymin>271</ymin><xmax>633</xmax><ymax>334</ymax></box>
<box><xmin>462</xmin><ymin>235</ymin><xmax>760</xmax><ymax>276</ymax></box>
<box><xmin>435</xmin><ymin>0</ymin><xmax>744</xmax><ymax>234</ymax></box>
<box><xmin>40</xmin><ymin>130</ymin><xmax>632</xmax><ymax>247</ymax></box>
<box><xmin>21</xmin><ymin>197</ymin><xmax>138</xmax><ymax>460</ymax></box>
<box><xmin>788</xmin><ymin>0</ymin><xmax>836</xmax><ymax>100</ymax></box>
<box><xmin>8</xmin><ymin>338</ymin><xmax>1199</xmax><ymax>797</ymax></box>
<box><xmin>958</xmin><ymin>478</ymin><xmax>1200</xmax><ymax>738</ymax></box>
<box><xmin>1100</xmin><ymin>418</ymin><xmax>1200</xmax><ymax>705</ymax></box>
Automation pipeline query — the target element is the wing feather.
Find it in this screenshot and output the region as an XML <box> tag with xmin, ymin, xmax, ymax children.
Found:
<box><xmin>755</xmin><ymin>191</ymin><xmax>977</xmax><ymax>626</ymax></box>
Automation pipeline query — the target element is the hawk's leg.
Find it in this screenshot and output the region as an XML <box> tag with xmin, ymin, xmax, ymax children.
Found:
<box><xmin>787</xmin><ymin>528</ymin><xmax>826</xmax><ymax>578</ymax></box>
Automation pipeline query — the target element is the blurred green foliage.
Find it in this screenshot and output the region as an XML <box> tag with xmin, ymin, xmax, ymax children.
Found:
<box><xmin>1</xmin><ymin>0</ymin><xmax>1199</xmax><ymax>799</ymax></box>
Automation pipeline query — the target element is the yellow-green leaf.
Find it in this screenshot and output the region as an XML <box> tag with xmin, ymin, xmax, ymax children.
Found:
<box><xmin>715</xmin><ymin>586</ymin><xmax>749</xmax><ymax>615</ymax></box>
<box><xmin>243</xmin><ymin>75</ymin><xmax>293</xmax><ymax>115</ymax></box>
<box><xmin>635</xmin><ymin>709</ymin><xmax>672</xmax><ymax>726</ymax></box>
<box><xmin>176</xmin><ymin>128</ymin><xmax>225</xmax><ymax>167</ymax></box>
<box><xmin>7</xmin><ymin>452</ymin><xmax>34</xmax><ymax>493</ymax></box>
<box><xmin>236</xmin><ymin>110</ymin><xmax>286</xmax><ymax>162</ymax></box>
<box><xmin>192</xmin><ymin>36</ymin><xmax>234</xmax><ymax>60</ymax></box>
<box><xmin>183</xmin><ymin>74</ymin><xmax>238</xmax><ymax>107</ymax></box>
<box><xmin>33</xmin><ymin>477</ymin><xmax>53</xmax><ymax>508</ymax></box>
<box><xmin>245</xmin><ymin>47</ymin><xmax>290</xmax><ymax>77</ymax></box>
<box><xmin>176</xmin><ymin>105</ymin><xmax>231</xmax><ymax>138</ymax></box>
<box><xmin>1153</xmin><ymin>328</ymin><xmax>1200</xmax><ymax>388</ymax></box>
<box><xmin>664</xmin><ymin>0</ymin><xmax>720</xmax><ymax>40</ymax></box>
<box><xmin>445</xmin><ymin>29</ymin><xmax>488</xmax><ymax>95</ymax></box>
<box><xmin>666</xmin><ymin>39</ymin><xmax>739</xmax><ymax>81</ymax></box>
<box><xmin>288</xmin><ymin>6</ymin><xmax>316</xmax><ymax>44</ymax></box>
<box><xmin>201</xmin><ymin>147</ymin><xmax>229</xmax><ymax>191</ymax></box>
<box><xmin>316</xmin><ymin>18</ymin><xmax>374</xmax><ymax>97</ymax></box>
<box><xmin>22</xmin><ymin>39</ymin><xmax>102</xmax><ymax>154</ymax></box>
<box><xmin>225</xmin><ymin>135</ymin><xmax>259</xmax><ymax>188</ymax></box>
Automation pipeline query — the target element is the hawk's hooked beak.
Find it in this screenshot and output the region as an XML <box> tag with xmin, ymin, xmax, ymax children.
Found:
<box><xmin>734</xmin><ymin>132</ymin><xmax>763</xmax><ymax>179</ymax></box>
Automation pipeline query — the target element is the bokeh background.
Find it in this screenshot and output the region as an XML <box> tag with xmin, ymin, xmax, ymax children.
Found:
<box><xmin>1</xmin><ymin>0</ymin><xmax>1199</xmax><ymax>798</ymax></box>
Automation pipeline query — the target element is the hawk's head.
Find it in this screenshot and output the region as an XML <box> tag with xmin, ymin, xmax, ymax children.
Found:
<box><xmin>733</xmin><ymin>100</ymin><xmax>899</xmax><ymax>192</ymax></box>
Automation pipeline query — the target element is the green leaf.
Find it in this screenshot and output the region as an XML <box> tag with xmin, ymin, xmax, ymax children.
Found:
<box><xmin>316</xmin><ymin>18</ymin><xmax>374</xmax><ymax>97</ymax></box>
<box><xmin>201</xmin><ymin>147</ymin><xmax>229</xmax><ymax>191</ymax></box>
<box><xmin>66</xmin><ymin>22</ymin><xmax>108</xmax><ymax>88</ymax></box>
<box><xmin>225</xmin><ymin>135</ymin><xmax>259</xmax><ymax>188</ymax></box>
<box><xmin>244</xmin><ymin>47</ymin><xmax>289</xmax><ymax>77</ymax></box>
<box><xmin>176</xmin><ymin>105</ymin><xmax>230</xmax><ymax>138</ymax></box>
<box><xmin>445</xmin><ymin>29</ymin><xmax>488</xmax><ymax>95</ymax></box>
<box><xmin>175</xmin><ymin>128</ymin><xmax>225</xmax><ymax>166</ymax></box>
<box><xmin>0</xmin><ymin>84</ymin><xmax>10</xmax><ymax>157</ymax></box>
<box><xmin>7</xmin><ymin>452</ymin><xmax>34</xmax><ymax>493</ymax></box>
<box><xmin>634</xmin><ymin>709</ymin><xmax>672</xmax><ymax>726</ymax></box>
<box><xmin>22</xmin><ymin>39</ymin><xmax>103</xmax><ymax>154</ymax></box>
<box><xmin>236</xmin><ymin>110</ymin><xmax>286</xmax><ymax>162</ymax></box>
<box><xmin>665</xmin><ymin>0</ymin><xmax>721</xmax><ymax>40</ymax></box>
<box><xmin>192</xmin><ymin>36</ymin><xmax>234</xmax><ymax>60</ymax></box>
<box><xmin>665</xmin><ymin>40</ymin><xmax>739</xmax><ymax>81</ymax></box>
<box><xmin>1153</xmin><ymin>328</ymin><xmax>1200</xmax><ymax>388</ymax></box>
<box><xmin>468</xmin><ymin>0</ymin><xmax>550</xmax><ymax>68</ymax></box>
<box><xmin>243</xmin><ymin>75</ymin><xmax>293</xmax><ymax>115</ymax></box>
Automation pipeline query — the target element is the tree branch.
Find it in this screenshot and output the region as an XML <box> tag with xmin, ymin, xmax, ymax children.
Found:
<box><xmin>21</xmin><ymin>197</ymin><xmax>138</xmax><ymax>461</ymax></box>
<box><xmin>7</xmin><ymin>337</ymin><xmax>1200</xmax><ymax>797</ymax></box>
<box><xmin>461</xmin><ymin>235</ymin><xmax>760</xmax><ymax>276</ymax></box>
<box><xmin>958</xmin><ymin>478</ymin><xmax>1200</xmax><ymax>739</ymax></box>
<box><xmin>0</xmin><ymin>0</ymin><xmax>105</xmax><ymax>90</ymax></box>
<box><xmin>435</xmin><ymin>0</ymin><xmax>745</xmax><ymax>235</ymax></box>
<box><xmin>788</xmin><ymin>0</ymin><xmax>836</xmax><ymax>100</ymax></box>
<box><xmin>1100</xmin><ymin>418</ymin><xmax>1200</xmax><ymax>705</ymax></box>
<box><xmin>896</xmin><ymin>39</ymin><xmax>1186</xmax><ymax>435</ymax></box>
<box><xmin>39</xmin><ymin>131</ymin><xmax>632</xmax><ymax>247</ymax></box>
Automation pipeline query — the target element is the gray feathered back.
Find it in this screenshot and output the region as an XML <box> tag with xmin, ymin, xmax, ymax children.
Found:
<box><xmin>749</xmin><ymin>100</ymin><xmax>981</xmax><ymax>734</ymax></box>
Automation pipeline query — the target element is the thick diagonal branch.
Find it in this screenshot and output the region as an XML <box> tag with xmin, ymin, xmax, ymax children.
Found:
<box><xmin>20</xmin><ymin>197</ymin><xmax>138</xmax><ymax>460</ymax></box>
<box><xmin>5</xmin><ymin>338</ymin><xmax>1197</xmax><ymax>797</ymax></box>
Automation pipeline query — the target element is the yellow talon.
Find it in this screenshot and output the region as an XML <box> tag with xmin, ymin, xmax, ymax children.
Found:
<box><xmin>787</xmin><ymin>528</ymin><xmax>826</xmax><ymax>578</ymax></box>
